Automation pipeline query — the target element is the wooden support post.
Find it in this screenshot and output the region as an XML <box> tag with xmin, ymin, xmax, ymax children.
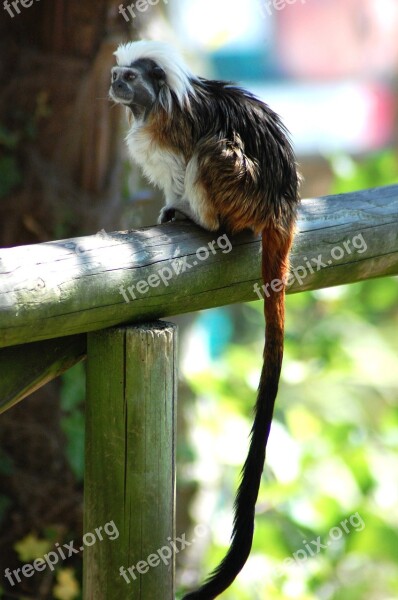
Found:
<box><xmin>84</xmin><ymin>321</ymin><xmax>177</xmax><ymax>600</ymax></box>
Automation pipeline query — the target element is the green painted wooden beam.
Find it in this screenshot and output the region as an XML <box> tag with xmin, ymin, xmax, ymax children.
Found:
<box><xmin>1</xmin><ymin>185</ymin><xmax>397</xmax><ymax>411</ymax></box>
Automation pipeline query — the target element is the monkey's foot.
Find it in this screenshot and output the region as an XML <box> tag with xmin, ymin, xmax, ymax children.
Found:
<box><xmin>158</xmin><ymin>207</ymin><xmax>191</xmax><ymax>224</ymax></box>
<box><xmin>158</xmin><ymin>207</ymin><xmax>176</xmax><ymax>224</ymax></box>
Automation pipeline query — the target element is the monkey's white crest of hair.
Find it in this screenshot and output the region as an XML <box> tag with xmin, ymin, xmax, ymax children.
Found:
<box><xmin>114</xmin><ymin>40</ymin><xmax>196</xmax><ymax>112</ymax></box>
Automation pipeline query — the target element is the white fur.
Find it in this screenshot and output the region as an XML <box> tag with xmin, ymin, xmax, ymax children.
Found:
<box><xmin>126</xmin><ymin>120</ymin><xmax>186</xmax><ymax>203</ymax></box>
<box><xmin>126</xmin><ymin>120</ymin><xmax>213</xmax><ymax>228</ymax></box>
<box><xmin>116</xmin><ymin>41</ymin><xmax>211</xmax><ymax>226</ymax></box>
<box><xmin>114</xmin><ymin>40</ymin><xmax>195</xmax><ymax>110</ymax></box>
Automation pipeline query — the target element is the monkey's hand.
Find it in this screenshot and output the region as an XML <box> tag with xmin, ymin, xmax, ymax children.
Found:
<box><xmin>158</xmin><ymin>206</ymin><xmax>176</xmax><ymax>224</ymax></box>
<box><xmin>158</xmin><ymin>201</ymin><xmax>194</xmax><ymax>225</ymax></box>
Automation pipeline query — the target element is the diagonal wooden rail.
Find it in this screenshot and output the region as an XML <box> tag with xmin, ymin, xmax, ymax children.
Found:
<box><xmin>0</xmin><ymin>184</ymin><xmax>398</xmax><ymax>412</ymax></box>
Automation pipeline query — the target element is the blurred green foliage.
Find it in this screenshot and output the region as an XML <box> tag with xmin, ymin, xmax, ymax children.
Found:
<box><xmin>330</xmin><ymin>151</ymin><xmax>398</xmax><ymax>194</ymax></box>
<box><xmin>60</xmin><ymin>362</ymin><xmax>86</xmax><ymax>483</ymax></box>
<box><xmin>178</xmin><ymin>151</ymin><xmax>398</xmax><ymax>599</ymax></box>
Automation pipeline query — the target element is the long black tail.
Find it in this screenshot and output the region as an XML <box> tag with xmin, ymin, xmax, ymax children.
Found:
<box><xmin>183</xmin><ymin>228</ymin><xmax>293</xmax><ymax>599</ymax></box>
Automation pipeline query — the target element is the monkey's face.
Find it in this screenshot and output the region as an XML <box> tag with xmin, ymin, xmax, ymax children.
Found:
<box><xmin>109</xmin><ymin>58</ymin><xmax>166</xmax><ymax>118</ymax></box>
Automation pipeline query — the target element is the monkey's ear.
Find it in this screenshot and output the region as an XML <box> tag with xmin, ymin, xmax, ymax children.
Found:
<box><xmin>152</xmin><ymin>65</ymin><xmax>166</xmax><ymax>81</ymax></box>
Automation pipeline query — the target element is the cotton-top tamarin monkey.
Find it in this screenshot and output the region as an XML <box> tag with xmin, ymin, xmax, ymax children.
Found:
<box><xmin>109</xmin><ymin>40</ymin><xmax>300</xmax><ymax>599</ymax></box>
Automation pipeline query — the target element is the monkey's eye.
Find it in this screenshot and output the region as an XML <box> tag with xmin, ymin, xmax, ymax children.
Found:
<box><xmin>112</xmin><ymin>72</ymin><xmax>117</xmax><ymax>82</ymax></box>
<box><xmin>152</xmin><ymin>66</ymin><xmax>165</xmax><ymax>80</ymax></box>
<box><xmin>123</xmin><ymin>72</ymin><xmax>137</xmax><ymax>82</ymax></box>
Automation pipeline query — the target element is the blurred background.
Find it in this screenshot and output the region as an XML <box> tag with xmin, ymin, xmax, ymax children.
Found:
<box><xmin>0</xmin><ymin>0</ymin><xmax>398</xmax><ymax>598</ymax></box>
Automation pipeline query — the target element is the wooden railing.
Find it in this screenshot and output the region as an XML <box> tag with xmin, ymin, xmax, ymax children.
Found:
<box><xmin>0</xmin><ymin>184</ymin><xmax>397</xmax><ymax>599</ymax></box>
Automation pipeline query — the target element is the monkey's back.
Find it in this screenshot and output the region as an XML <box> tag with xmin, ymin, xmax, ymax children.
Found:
<box><xmin>186</xmin><ymin>78</ymin><xmax>300</xmax><ymax>234</ymax></box>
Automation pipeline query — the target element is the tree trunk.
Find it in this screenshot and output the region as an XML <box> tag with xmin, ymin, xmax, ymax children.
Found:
<box><xmin>0</xmin><ymin>3</ymin><xmax>130</xmax><ymax>597</ymax></box>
